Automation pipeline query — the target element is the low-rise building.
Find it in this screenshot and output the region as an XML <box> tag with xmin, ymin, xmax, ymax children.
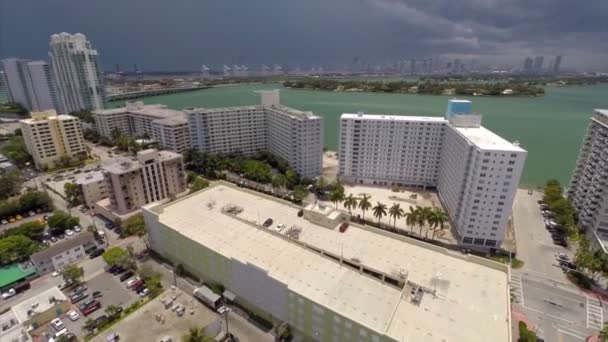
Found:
<box><xmin>11</xmin><ymin>286</ymin><xmax>69</xmax><ymax>331</ymax></box>
<box><xmin>0</xmin><ymin>309</ymin><xmax>30</xmax><ymax>342</ymax></box>
<box><xmin>19</xmin><ymin>110</ymin><xmax>87</xmax><ymax>170</ymax></box>
<box><xmin>0</xmin><ymin>161</ymin><xmax>17</xmax><ymax>174</ymax></box>
<box><xmin>0</xmin><ymin>263</ymin><xmax>37</xmax><ymax>292</ymax></box>
<box><xmin>96</xmin><ymin>149</ymin><xmax>187</xmax><ymax>219</ymax></box>
<box><xmin>30</xmin><ymin>232</ymin><xmax>96</xmax><ymax>275</ymax></box>
<box><xmin>74</xmin><ymin>171</ymin><xmax>108</xmax><ymax>208</ymax></box>
<box><xmin>143</xmin><ymin>182</ymin><xmax>511</xmax><ymax>342</ymax></box>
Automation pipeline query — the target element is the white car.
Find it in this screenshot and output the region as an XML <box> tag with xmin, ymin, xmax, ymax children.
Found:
<box><xmin>67</xmin><ymin>310</ymin><xmax>80</xmax><ymax>321</ymax></box>
<box><xmin>51</xmin><ymin>270</ymin><xmax>60</xmax><ymax>277</ymax></box>
<box><xmin>139</xmin><ymin>288</ymin><xmax>150</xmax><ymax>297</ymax></box>
<box><xmin>1</xmin><ymin>288</ymin><xmax>16</xmax><ymax>300</ymax></box>
<box><xmin>276</xmin><ymin>223</ymin><xmax>286</xmax><ymax>231</ymax></box>
<box><xmin>65</xmin><ymin>229</ymin><xmax>74</xmax><ymax>236</ymax></box>
<box><xmin>1</xmin><ymin>219</ymin><xmax>8</xmax><ymax>225</ymax></box>
<box><xmin>126</xmin><ymin>278</ymin><xmax>139</xmax><ymax>288</ymax></box>
<box><xmin>74</xmin><ymin>225</ymin><xmax>82</xmax><ymax>233</ymax></box>
<box><xmin>51</xmin><ymin>317</ymin><xmax>65</xmax><ymax>331</ymax></box>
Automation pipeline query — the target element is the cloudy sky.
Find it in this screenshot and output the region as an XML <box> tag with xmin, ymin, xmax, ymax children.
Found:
<box><xmin>1</xmin><ymin>0</ymin><xmax>607</xmax><ymax>71</ymax></box>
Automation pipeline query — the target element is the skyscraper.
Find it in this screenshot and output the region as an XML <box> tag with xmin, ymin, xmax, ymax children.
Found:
<box><xmin>523</xmin><ymin>57</ymin><xmax>533</xmax><ymax>73</ymax></box>
<box><xmin>553</xmin><ymin>55</ymin><xmax>563</xmax><ymax>73</ymax></box>
<box><xmin>49</xmin><ymin>33</ymin><xmax>105</xmax><ymax>113</ymax></box>
<box><xmin>1</xmin><ymin>58</ymin><xmax>61</xmax><ymax>112</ymax></box>
<box><xmin>533</xmin><ymin>56</ymin><xmax>544</xmax><ymax>72</ymax></box>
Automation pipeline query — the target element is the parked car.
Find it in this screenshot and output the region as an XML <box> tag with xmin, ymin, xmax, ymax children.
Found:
<box><xmin>89</xmin><ymin>248</ymin><xmax>105</xmax><ymax>259</ymax></box>
<box><xmin>275</xmin><ymin>223</ymin><xmax>286</xmax><ymax>231</ymax></box>
<box><xmin>129</xmin><ymin>279</ymin><xmax>144</xmax><ymax>290</ymax></box>
<box><xmin>74</xmin><ymin>225</ymin><xmax>82</xmax><ymax>233</ymax></box>
<box><xmin>65</xmin><ymin>229</ymin><xmax>74</xmax><ymax>236</ymax></box>
<box><xmin>93</xmin><ymin>291</ymin><xmax>103</xmax><ymax>298</ymax></box>
<box><xmin>58</xmin><ymin>234</ymin><xmax>66</xmax><ymax>240</ymax></box>
<box><xmin>262</xmin><ymin>218</ymin><xmax>273</xmax><ymax>228</ymax></box>
<box><xmin>50</xmin><ymin>236</ymin><xmax>58</xmax><ymax>243</ymax></box>
<box><xmin>70</xmin><ymin>292</ymin><xmax>89</xmax><ymax>304</ymax></box>
<box><xmin>82</xmin><ymin>301</ymin><xmax>101</xmax><ymax>316</ymax></box>
<box><xmin>67</xmin><ymin>310</ymin><xmax>80</xmax><ymax>321</ymax></box>
<box><xmin>120</xmin><ymin>271</ymin><xmax>135</xmax><ymax>282</ymax></box>
<box><xmin>1</xmin><ymin>219</ymin><xmax>7</xmax><ymax>225</ymax></box>
<box><xmin>106</xmin><ymin>333</ymin><xmax>120</xmax><ymax>342</ymax></box>
<box><xmin>59</xmin><ymin>280</ymin><xmax>74</xmax><ymax>290</ymax></box>
<box><xmin>339</xmin><ymin>222</ymin><xmax>349</xmax><ymax>233</ymax></box>
<box><xmin>51</xmin><ymin>318</ymin><xmax>65</xmax><ymax>331</ymax></box>
<box><xmin>71</xmin><ymin>285</ymin><xmax>87</xmax><ymax>296</ymax></box>
<box><xmin>138</xmin><ymin>288</ymin><xmax>150</xmax><ymax>297</ymax></box>
<box><xmin>28</xmin><ymin>211</ymin><xmax>35</xmax><ymax>217</ymax></box>
<box><xmin>1</xmin><ymin>288</ymin><xmax>16</xmax><ymax>300</ymax></box>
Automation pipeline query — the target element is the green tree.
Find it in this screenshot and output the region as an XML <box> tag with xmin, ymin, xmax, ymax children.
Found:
<box><xmin>82</xmin><ymin>318</ymin><xmax>96</xmax><ymax>332</ymax></box>
<box><xmin>3</xmin><ymin>221</ymin><xmax>45</xmax><ymax>240</ymax></box>
<box><xmin>372</xmin><ymin>202</ymin><xmax>387</xmax><ymax>224</ymax></box>
<box><xmin>429</xmin><ymin>208</ymin><xmax>449</xmax><ymax>240</ymax></box>
<box><xmin>124</xmin><ymin>214</ymin><xmax>146</xmax><ymax>237</ymax></box>
<box><xmin>64</xmin><ymin>182</ymin><xmax>82</xmax><ymax>206</ymax></box>
<box><xmin>517</xmin><ymin>321</ymin><xmax>537</xmax><ymax>342</ymax></box>
<box><xmin>285</xmin><ymin>168</ymin><xmax>299</xmax><ymax>189</ymax></box>
<box><xmin>404</xmin><ymin>206</ymin><xmax>418</xmax><ymax>234</ymax></box>
<box><xmin>388</xmin><ymin>203</ymin><xmax>404</xmax><ymax>229</ymax></box>
<box><xmin>0</xmin><ymin>170</ymin><xmax>23</xmax><ymax>200</ymax></box>
<box><xmin>316</xmin><ymin>177</ymin><xmax>327</xmax><ymax>192</ymax></box>
<box><xmin>358</xmin><ymin>194</ymin><xmax>372</xmax><ymax>220</ymax></box>
<box><xmin>0</xmin><ymin>235</ymin><xmax>39</xmax><ymax>265</ymax></box>
<box><xmin>575</xmin><ymin>237</ymin><xmax>605</xmax><ymax>279</ymax></box>
<box><xmin>18</xmin><ymin>190</ymin><xmax>53</xmax><ymax>212</ymax></box>
<box><xmin>47</xmin><ymin>210</ymin><xmax>79</xmax><ymax>235</ymax></box>
<box><xmin>182</xmin><ymin>327</ymin><xmax>212</xmax><ymax>342</ymax></box>
<box><xmin>105</xmin><ymin>305</ymin><xmax>122</xmax><ymax>319</ymax></box>
<box><xmin>343</xmin><ymin>194</ymin><xmax>358</xmax><ymax>214</ymax></box>
<box><xmin>0</xmin><ymin>136</ymin><xmax>32</xmax><ymax>166</ymax></box>
<box><xmin>329</xmin><ymin>185</ymin><xmax>345</xmax><ymax>209</ymax></box>
<box><xmin>189</xmin><ymin>176</ymin><xmax>210</xmax><ymax>194</ymax></box>
<box><xmin>600</xmin><ymin>324</ymin><xmax>608</xmax><ymax>342</ymax></box>
<box><xmin>61</xmin><ymin>264</ymin><xmax>84</xmax><ymax>284</ymax></box>
<box><xmin>102</xmin><ymin>247</ymin><xmax>131</xmax><ymax>268</ymax></box>
<box><xmin>292</xmin><ymin>184</ymin><xmax>308</xmax><ymax>203</ymax></box>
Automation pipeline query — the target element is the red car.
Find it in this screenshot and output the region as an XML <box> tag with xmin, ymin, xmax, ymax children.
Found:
<box><xmin>81</xmin><ymin>301</ymin><xmax>101</xmax><ymax>316</ymax></box>
<box><xmin>129</xmin><ymin>279</ymin><xmax>143</xmax><ymax>291</ymax></box>
<box><xmin>339</xmin><ymin>222</ymin><xmax>349</xmax><ymax>233</ymax></box>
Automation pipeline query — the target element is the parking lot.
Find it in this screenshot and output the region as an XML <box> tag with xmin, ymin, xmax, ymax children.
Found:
<box><xmin>34</xmin><ymin>271</ymin><xmax>142</xmax><ymax>341</ymax></box>
<box><xmin>91</xmin><ymin>287</ymin><xmax>218</xmax><ymax>342</ymax></box>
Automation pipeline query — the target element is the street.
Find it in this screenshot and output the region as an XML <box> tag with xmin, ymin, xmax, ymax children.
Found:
<box><xmin>512</xmin><ymin>189</ymin><xmax>606</xmax><ymax>341</ymax></box>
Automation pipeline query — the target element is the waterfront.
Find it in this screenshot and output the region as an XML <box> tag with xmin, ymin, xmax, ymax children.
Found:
<box><xmin>113</xmin><ymin>82</ymin><xmax>606</xmax><ymax>187</ymax></box>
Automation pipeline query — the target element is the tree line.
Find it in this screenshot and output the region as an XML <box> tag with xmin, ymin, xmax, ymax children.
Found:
<box><xmin>283</xmin><ymin>79</ymin><xmax>545</xmax><ymax>96</ymax></box>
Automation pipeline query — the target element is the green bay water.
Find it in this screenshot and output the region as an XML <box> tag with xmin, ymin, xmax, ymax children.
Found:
<box><xmin>109</xmin><ymin>83</ymin><xmax>608</xmax><ymax>187</ymax></box>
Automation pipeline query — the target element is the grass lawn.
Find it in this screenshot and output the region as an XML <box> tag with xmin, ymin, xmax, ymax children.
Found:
<box><xmin>489</xmin><ymin>255</ymin><xmax>524</xmax><ymax>269</ymax></box>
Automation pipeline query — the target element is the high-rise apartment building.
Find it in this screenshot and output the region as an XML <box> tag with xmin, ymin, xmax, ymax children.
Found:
<box><xmin>186</xmin><ymin>90</ymin><xmax>323</xmax><ymax>178</ymax></box>
<box><xmin>553</xmin><ymin>55</ymin><xmax>563</xmax><ymax>73</ymax></box>
<box><xmin>1</xmin><ymin>58</ymin><xmax>61</xmax><ymax>112</ymax></box>
<box><xmin>102</xmin><ymin>149</ymin><xmax>186</xmax><ymax>215</ymax></box>
<box><xmin>94</xmin><ymin>101</ymin><xmax>190</xmax><ymax>153</ymax></box>
<box><xmin>533</xmin><ymin>56</ymin><xmax>544</xmax><ymax>72</ymax></box>
<box><xmin>338</xmin><ymin>100</ymin><xmax>527</xmax><ymax>248</ymax></box>
<box><xmin>49</xmin><ymin>33</ymin><xmax>105</xmax><ymax>113</ymax></box>
<box><xmin>567</xmin><ymin>109</ymin><xmax>608</xmax><ymax>249</ymax></box>
<box><xmin>19</xmin><ymin>110</ymin><xmax>87</xmax><ymax>169</ymax></box>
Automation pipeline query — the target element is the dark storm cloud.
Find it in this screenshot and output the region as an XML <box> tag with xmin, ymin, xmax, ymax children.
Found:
<box><xmin>1</xmin><ymin>0</ymin><xmax>606</xmax><ymax>70</ymax></box>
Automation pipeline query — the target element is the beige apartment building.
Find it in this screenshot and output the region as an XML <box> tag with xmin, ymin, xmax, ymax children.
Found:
<box><xmin>20</xmin><ymin>110</ymin><xmax>87</xmax><ymax>169</ymax></box>
<box><xmin>97</xmin><ymin>149</ymin><xmax>186</xmax><ymax>217</ymax></box>
<box><xmin>74</xmin><ymin>171</ymin><xmax>108</xmax><ymax>208</ymax></box>
<box><xmin>94</xmin><ymin>101</ymin><xmax>190</xmax><ymax>153</ymax></box>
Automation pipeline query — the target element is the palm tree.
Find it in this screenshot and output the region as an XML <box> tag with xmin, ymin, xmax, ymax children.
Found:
<box><xmin>404</xmin><ymin>206</ymin><xmax>418</xmax><ymax>234</ymax></box>
<box><xmin>343</xmin><ymin>194</ymin><xmax>358</xmax><ymax>214</ymax></box>
<box><xmin>182</xmin><ymin>327</ymin><xmax>212</xmax><ymax>342</ymax></box>
<box><xmin>372</xmin><ymin>202</ymin><xmax>387</xmax><ymax>225</ymax></box>
<box><xmin>358</xmin><ymin>194</ymin><xmax>372</xmax><ymax>220</ymax></box>
<box><xmin>430</xmin><ymin>208</ymin><xmax>449</xmax><ymax>240</ymax></box>
<box><xmin>330</xmin><ymin>187</ymin><xmax>345</xmax><ymax>209</ymax></box>
<box><xmin>417</xmin><ymin>206</ymin><xmax>433</xmax><ymax>237</ymax></box>
<box><xmin>388</xmin><ymin>203</ymin><xmax>404</xmax><ymax>229</ymax></box>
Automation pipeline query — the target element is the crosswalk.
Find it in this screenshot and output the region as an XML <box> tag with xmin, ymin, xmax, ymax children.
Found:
<box><xmin>586</xmin><ymin>296</ymin><xmax>604</xmax><ymax>330</ymax></box>
<box><xmin>510</xmin><ymin>274</ymin><xmax>524</xmax><ymax>305</ymax></box>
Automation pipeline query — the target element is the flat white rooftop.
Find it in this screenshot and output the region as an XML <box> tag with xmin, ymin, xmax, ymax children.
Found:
<box><xmin>11</xmin><ymin>286</ymin><xmax>66</xmax><ymax>323</ymax></box>
<box><xmin>75</xmin><ymin>170</ymin><xmax>104</xmax><ymax>185</ymax></box>
<box><xmin>153</xmin><ymin>183</ymin><xmax>510</xmax><ymax>342</ymax></box>
<box><xmin>456</xmin><ymin>125</ymin><xmax>525</xmax><ymax>152</ymax></box>
<box><xmin>342</xmin><ymin>113</ymin><xmax>447</xmax><ymax>123</ymax></box>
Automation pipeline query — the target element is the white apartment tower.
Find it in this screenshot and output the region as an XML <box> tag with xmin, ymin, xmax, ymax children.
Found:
<box><xmin>186</xmin><ymin>90</ymin><xmax>323</xmax><ymax>178</ymax></box>
<box><xmin>94</xmin><ymin>101</ymin><xmax>190</xmax><ymax>153</ymax></box>
<box><xmin>20</xmin><ymin>110</ymin><xmax>87</xmax><ymax>169</ymax></box>
<box><xmin>1</xmin><ymin>58</ymin><xmax>61</xmax><ymax>112</ymax></box>
<box><xmin>49</xmin><ymin>33</ymin><xmax>105</xmax><ymax>113</ymax></box>
<box><xmin>339</xmin><ymin>100</ymin><xmax>526</xmax><ymax>248</ymax></box>
<box><xmin>567</xmin><ymin>109</ymin><xmax>608</xmax><ymax>248</ymax></box>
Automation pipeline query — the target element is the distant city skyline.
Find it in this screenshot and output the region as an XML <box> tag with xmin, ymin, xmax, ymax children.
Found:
<box><xmin>1</xmin><ymin>0</ymin><xmax>607</xmax><ymax>72</ymax></box>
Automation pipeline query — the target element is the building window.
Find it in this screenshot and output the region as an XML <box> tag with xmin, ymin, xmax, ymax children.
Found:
<box><xmin>485</xmin><ymin>239</ymin><xmax>497</xmax><ymax>247</ymax></box>
<box><xmin>463</xmin><ymin>237</ymin><xmax>473</xmax><ymax>244</ymax></box>
<box><xmin>473</xmin><ymin>238</ymin><xmax>485</xmax><ymax>245</ymax></box>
